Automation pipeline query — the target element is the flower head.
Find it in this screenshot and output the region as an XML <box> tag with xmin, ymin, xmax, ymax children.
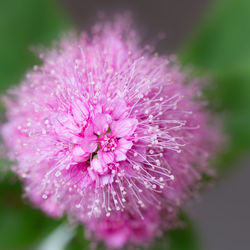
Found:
<box><xmin>1</xmin><ymin>15</ymin><xmax>218</xmax><ymax>247</ymax></box>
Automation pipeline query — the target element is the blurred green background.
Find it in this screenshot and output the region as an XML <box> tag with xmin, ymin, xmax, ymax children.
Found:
<box><xmin>0</xmin><ymin>0</ymin><xmax>250</xmax><ymax>249</ymax></box>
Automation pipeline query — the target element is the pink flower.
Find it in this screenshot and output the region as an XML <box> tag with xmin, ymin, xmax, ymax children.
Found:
<box><xmin>86</xmin><ymin>207</ymin><xmax>168</xmax><ymax>249</ymax></box>
<box><xmin>91</xmin><ymin>115</ymin><xmax>137</xmax><ymax>174</ymax></box>
<box><xmin>1</xmin><ymin>15</ymin><xmax>218</xmax><ymax>248</ymax></box>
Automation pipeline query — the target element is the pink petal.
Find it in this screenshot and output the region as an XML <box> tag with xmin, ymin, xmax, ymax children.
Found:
<box><xmin>111</xmin><ymin>118</ymin><xmax>138</xmax><ymax>138</ymax></box>
<box><xmin>71</xmin><ymin>135</ymin><xmax>84</xmax><ymax>144</ymax></box>
<box><xmin>84</xmin><ymin>123</ymin><xmax>94</xmax><ymax>136</ymax></box>
<box><xmin>91</xmin><ymin>158</ymin><xmax>108</xmax><ymax>175</ymax></box>
<box><xmin>93</xmin><ymin>113</ymin><xmax>111</xmax><ymax>135</ymax></box>
<box><xmin>114</xmin><ymin>139</ymin><xmax>133</xmax><ymax>161</ymax></box>
<box><xmin>72</xmin><ymin>145</ymin><xmax>89</xmax><ymax>162</ymax></box>
<box><xmin>114</xmin><ymin>150</ymin><xmax>127</xmax><ymax>161</ymax></box>
<box><xmin>91</xmin><ymin>158</ymin><xmax>101</xmax><ymax>171</ymax></box>
<box><xmin>98</xmin><ymin>150</ymin><xmax>114</xmax><ymax>165</ymax></box>
<box><xmin>87</xmin><ymin>167</ymin><xmax>97</xmax><ymax>181</ymax></box>
<box><xmin>118</xmin><ymin>138</ymin><xmax>133</xmax><ymax>151</ymax></box>
<box><xmin>81</xmin><ymin>136</ymin><xmax>97</xmax><ymax>153</ymax></box>
<box><xmin>100</xmin><ymin>174</ymin><xmax>114</xmax><ymax>186</ymax></box>
<box><xmin>53</xmin><ymin>113</ymin><xmax>80</xmax><ymax>138</ymax></box>
<box><xmin>72</xmin><ymin>100</ymin><xmax>89</xmax><ymax>124</ymax></box>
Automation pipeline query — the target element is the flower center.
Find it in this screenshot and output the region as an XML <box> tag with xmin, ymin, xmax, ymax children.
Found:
<box><xmin>99</xmin><ymin>133</ymin><xmax>118</xmax><ymax>152</ymax></box>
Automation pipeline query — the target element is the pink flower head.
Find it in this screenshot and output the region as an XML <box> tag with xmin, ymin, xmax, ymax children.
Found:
<box><xmin>1</xmin><ymin>15</ymin><xmax>218</xmax><ymax>247</ymax></box>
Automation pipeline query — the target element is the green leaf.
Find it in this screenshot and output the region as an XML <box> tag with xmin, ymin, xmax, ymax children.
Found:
<box><xmin>65</xmin><ymin>226</ymin><xmax>91</xmax><ymax>250</ymax></box>
<box><xmin>181</xmin><ymin>0</ymin><xmax>250</xmax><ymax>74</ymax></box>
<box><xmin>0</xmin><ymin>174</ymin><xmax>62</xmax><ymax>250</ymax></box>
<box><xmin>0</xmin><ymin>0</ymin><xmax>70</xmax><ymax>93</ymax></box>
<box><xmin>150</xmin><ymin>214</ymin><xmax>199</xmax><ymax>250</ymax></box>
<box><xmin>180</xmin><ymin>0</ymin><xmax>250</xmax><ymax>172</ymax></box>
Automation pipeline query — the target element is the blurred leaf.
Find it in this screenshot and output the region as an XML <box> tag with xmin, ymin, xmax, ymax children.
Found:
<box><xmin>181</xmin><ymin>0</ymin><xmax>250</xmax><ymax>74</ymax></box>
<box><xmin>65</xmin><ymin>226</ymin><xmax>91</xmax><ymax>250</ymax></box>
<box><xmin>0</xmin><ymin>174</ymin><xmax>62</xmax><ymax>250</ymax></box>
<box><xmin>0</xmin><ymin>0</ymin><xmax>70</xmax><ymax>93</ymax></box>
<box><xmin>150</xmin><ymin>214</ymin><xmax>199</xmax><ymax>250</ymax></box>
<box><xmin>180</xmin><ymin>0</ymin><xmax>250</xmax><ymax>171</ymax></box>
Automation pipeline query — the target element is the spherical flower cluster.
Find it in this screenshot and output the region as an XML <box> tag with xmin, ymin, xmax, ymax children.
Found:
<box><xmin>1</xmin><ymin>16</ymin><xmax>217</xmax><ymax>248</ymax></box>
